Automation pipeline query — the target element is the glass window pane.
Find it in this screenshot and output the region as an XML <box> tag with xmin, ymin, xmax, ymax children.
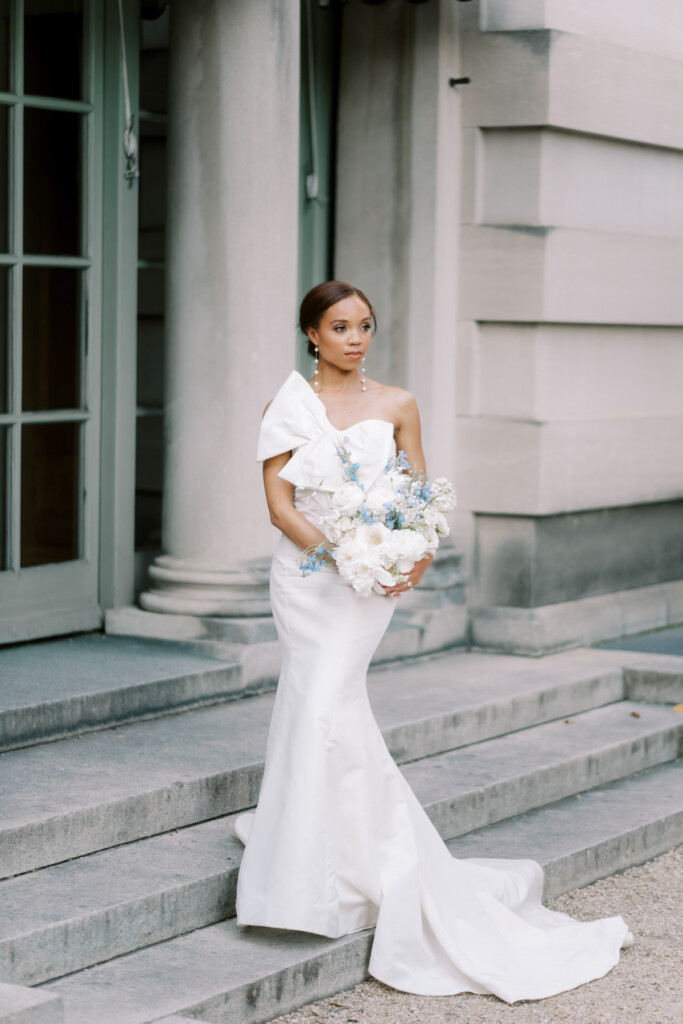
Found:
<box><xmin>0</xmin><ymin>425</ymin><xmax>8</xmax><ymax>570</ymax></box>
<box><xmin>22</xmin><ymin>267</ymin><xmax>82</xmax><ymax>411</ymax></box>
<box><xmin>0</xmin><ymin>103</ymin><xmax>8</xmax><ymax>252</ymax></box>
<box><xmin>24</xmin><ymin>0</ymin><xmax>83</xmax><ymax>101</ymax></box>
<box><xmin>0</xmin><ymin>0</ymin><xmax>10</xmax><ymax>93</ymax></box>
<box><xmin>0</xmin><ymin>266</ymin><xmax>8</xmax><ymax>412</ymax></box>
<box><xmin>21</xmin><ymin>421</ymin><xmax>80</xmax><ymax>567</ymax></box>
<box><xmin>24</xmin><ymin>107</ymin><xmax>82</xmax><ymax>256</ymax></box>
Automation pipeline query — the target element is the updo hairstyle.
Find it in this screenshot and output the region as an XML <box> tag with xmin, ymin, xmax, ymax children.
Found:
<box><xmin>299</xmin><ymin>281</ymin><xmax>377</xmax><ymax>358</ymax></box>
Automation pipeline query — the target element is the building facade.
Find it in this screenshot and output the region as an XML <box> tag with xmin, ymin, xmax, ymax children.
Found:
<box><xmin>1</xmin><ymin>0</ymin><xmax>682</xmax><ymax>653</ymax></box>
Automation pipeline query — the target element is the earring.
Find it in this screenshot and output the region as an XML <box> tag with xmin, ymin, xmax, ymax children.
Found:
<box><xmin>313</xmin><ymin>345</ymin><xmax>320</xmax><ymax>391</ymax></box>
<box><xmin>360</xmin><ymin>355</ymin><xmax>367</xmax><ymax>392</ymax></box>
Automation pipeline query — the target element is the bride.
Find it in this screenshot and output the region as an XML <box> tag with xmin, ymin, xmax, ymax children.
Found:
<box><xmin>234</xmin><ymin>280</ymin><xmax>632</xmax><ymax>1001</ymax></box>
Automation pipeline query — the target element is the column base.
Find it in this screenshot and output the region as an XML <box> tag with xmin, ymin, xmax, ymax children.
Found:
<box><xmin>139</xmin><ymin>555</ymin><xmax>272</xmax><ymax>617</ymax></box>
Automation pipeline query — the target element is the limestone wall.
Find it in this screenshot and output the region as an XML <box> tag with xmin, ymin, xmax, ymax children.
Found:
<box><xmin>458</xmin><ymin>0</ymin><xmax>683</xmax><ymax>645</ymax></box>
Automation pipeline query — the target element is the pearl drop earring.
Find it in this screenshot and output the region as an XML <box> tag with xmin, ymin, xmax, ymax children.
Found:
<box><xmin>360</xmin><ymin>356</ymin><xmax>367</xmax><ymax>392</ymax></box>
<box><xmin>313</xmin><ymin>345</ymin><xmax>320</xmax><ymax>391</ymax></box>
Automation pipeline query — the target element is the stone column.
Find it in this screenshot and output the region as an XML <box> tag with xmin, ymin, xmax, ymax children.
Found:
<box><xmin>140</xmin><ymin>0</ymin><xmax>300</xmax><ymax>617</ymax></box>
<box><xmin>334</xmin><ymin>0</ymin><xmax>462</xmax><ymax>483</ymax></box>
<box><xmin>334</xmin><ymin>0</ymin><xmax>467</xmax><ymax>641</ymax></box>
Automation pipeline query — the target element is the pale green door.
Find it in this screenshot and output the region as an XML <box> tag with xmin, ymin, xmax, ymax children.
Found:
<box><xmin>0</xmin><ymin>0</ymin><xmax>105</xmax><ymax>642</ymax></box>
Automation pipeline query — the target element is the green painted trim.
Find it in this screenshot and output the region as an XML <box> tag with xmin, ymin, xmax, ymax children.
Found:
<box><xmin>98</xmin><ymin>0</ymin><xmax>140</xmax><ymax>611</ymax></box>
<box><xmin>0</xmin><ymin>0</ymin><xmax>106</xmax><ymax>642</ymax></box>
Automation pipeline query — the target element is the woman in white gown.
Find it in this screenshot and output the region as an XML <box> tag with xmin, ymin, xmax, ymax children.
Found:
<box><xmin>234</xmin><ymin>281</ymin><xmax>632</xmax><ymax>1002</ymax></box>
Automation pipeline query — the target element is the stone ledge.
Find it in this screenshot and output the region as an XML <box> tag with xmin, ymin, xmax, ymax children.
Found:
<box><xmin>470</xmin><ymin>580</ymin><xmax>683</xmax><ymax>655</ymax></box>
<box><xmin>106</xmin><ymin>600</ymin><xmax>468</xmax><ymax>688</ymax></box>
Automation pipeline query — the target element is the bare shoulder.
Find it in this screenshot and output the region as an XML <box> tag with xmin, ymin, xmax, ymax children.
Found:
<box><xmin>370</xmin><ymin>382</ymin><xmax>419</xmax><ymax>425</ymax></box>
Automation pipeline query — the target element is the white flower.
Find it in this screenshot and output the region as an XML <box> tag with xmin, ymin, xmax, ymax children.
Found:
<box><xmin>355</xmin><ymin>522</ymin><xmax>392</xmax><ymax>549</ymax></box>
<box><xmin>332</xmin><ymin>482</ymin><xmax>365</xmax><ymax>515</ymax></box>
<box><xmin>363</xmin><ymin>486</ymin><xmax>396</xmax><ymax>516</ymax></box>
<box><xmin>385</xmin><ymin>529</ymin><xmax>428</xmax><ymax>572</ymax></box>
<box><xmin>423</xmin><ymin>508</ymin><xmax>449</xmax><ymax>534</ymax></box>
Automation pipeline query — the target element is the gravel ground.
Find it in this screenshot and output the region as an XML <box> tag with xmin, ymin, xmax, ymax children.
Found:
<box><xmin>269</xmin><ymin>846</ymin><xmax>682</xmax><ymax>1024</ymax></box>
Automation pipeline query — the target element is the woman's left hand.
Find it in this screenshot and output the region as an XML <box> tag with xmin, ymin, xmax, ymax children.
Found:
<box><xmin>382</xmin><ymin>554</ymin><xmax>433</xmax><ymax>598</ymax></box>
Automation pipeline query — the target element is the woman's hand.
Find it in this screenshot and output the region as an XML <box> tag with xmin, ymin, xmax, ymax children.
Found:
<box><xmin>382</xmin><ymin>553</ymin><xmax>433</xmax><ymax>598</ymax></box>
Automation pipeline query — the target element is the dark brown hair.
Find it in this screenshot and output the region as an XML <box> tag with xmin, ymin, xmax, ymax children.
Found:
<box><xmin>299</xmin><ymin>281</ymin><xmax>377</xmax><ymax>357</ymax></box>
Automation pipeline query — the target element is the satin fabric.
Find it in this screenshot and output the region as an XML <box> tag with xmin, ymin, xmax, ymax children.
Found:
<box><xmin>234</xmin><ymin>371</ymin><xmax>631</xmax><ymax>1001</ymax></box>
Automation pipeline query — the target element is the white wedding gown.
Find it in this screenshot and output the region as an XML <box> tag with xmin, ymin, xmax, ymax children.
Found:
<box><xmin>234</xmin><ymin>371</ymin><xmax>631</xmax><ymax>1002</ymax></box>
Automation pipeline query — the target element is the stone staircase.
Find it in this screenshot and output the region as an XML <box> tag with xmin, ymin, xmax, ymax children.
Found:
<box><xmin>0</xmin><ymin>637</ymin><xmax>681</xmax><ymax>1024</ymax></box>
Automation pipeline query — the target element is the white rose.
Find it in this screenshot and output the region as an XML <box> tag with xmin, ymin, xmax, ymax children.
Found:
<box><xmin>385</xmin><ymin>530</ymin><xmax>428</xmax><ymax>572</ymax></box>
<box><xmin>423</xmin><ymin>508</ymin><xmax>449</xmax><ymax>534</ymax></box>
<box><xmin>363</xmin><ymin>487</ymin><xmax>396</xmax><ymax>516</ymax></box>
<box><xmin>332</xmin><ymin>482</ymin><xmax>365</xmax><ymax>515</ymax></box>
<box><xmin>355</xmin><ymin>522</ymin><xmax>392</xmax><ymax>550</ymax></box>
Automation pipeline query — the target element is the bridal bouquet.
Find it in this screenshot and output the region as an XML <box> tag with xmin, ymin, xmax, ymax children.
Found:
<box><xmin>299</xmin><ymin>440</ymin><xmax>456</xmax><ymax>596</ymax></box>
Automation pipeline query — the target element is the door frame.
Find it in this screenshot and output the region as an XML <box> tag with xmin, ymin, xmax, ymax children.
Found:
<box><xmin>98</xmin><ymin>0</ymin><xmax>139</xmax><ymax>616</ymax></box>
<box><xmin>0</xmin><ymin>0</ymin><xmax>139</xmax><ymax>644</ymax></box>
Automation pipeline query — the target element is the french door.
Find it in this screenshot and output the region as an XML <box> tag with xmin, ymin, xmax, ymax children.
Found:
<box><xmin>0</xmin><ymin>0</ymin><xmax>104</xmax><ymax>642</ymax></box>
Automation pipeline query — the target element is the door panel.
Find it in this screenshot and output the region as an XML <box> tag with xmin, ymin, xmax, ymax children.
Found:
<box><xmin>0</xmin><ymin>0</ymin><xmax>103</xmax><ymax>643</ymax></box>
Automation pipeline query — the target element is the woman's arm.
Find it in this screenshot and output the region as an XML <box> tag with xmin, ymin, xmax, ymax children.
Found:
<box><xmin>263</xmin><ymin>452</ymin><xmax>330</xmax><ymax>553</ymax></box>
<box><xmin>393</xmin><ymin>392</ymin><xmax>427</xmax><ymax>475</ymax></box>
<box><xmin>384</xmin><ymin>392</ymin><xmax>433</xmax><ymax>596</ymax></box>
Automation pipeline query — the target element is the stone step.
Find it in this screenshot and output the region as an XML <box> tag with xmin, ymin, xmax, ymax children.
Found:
<box><xmin>405</xmin><ymin>700</ymin><xmax>682</xmax><ymax>840</ymax></box>
<box><xmin>2</xmin><ymin>704</ymin><xmax>679</xmax><ymax>987</ymax></box>
<box><xmin>0</xmin><ymin>650</ymin><xmax>625</xmax><ymax>877</ymax></box>
<box><xmin>0</xmin><ymin>605</ymin><xmax>464</xmax><ymax>756</ymax></box>
<box><xmin>0</xmin><ymin>982</ymin><xmax>62</xmax><ymax>1023</ymax></box>
<box><xmin>586</xmin><ymin>647</ymin><xmax>683</xmax><ymax>704</ymax></box>
<box><xmin>0</xmin><ymin>635</ymin><xmax>241</xmax><ymax>754</ymax></box>
<box><xmin>38</xmin><ymin>761</ymin><xmax>683</xmax><ymax>1024</ymax></box>
<box><xmin>446</xmin><ymin>759</ymin><xmax>683</xmax><ymax>898</ymax></box>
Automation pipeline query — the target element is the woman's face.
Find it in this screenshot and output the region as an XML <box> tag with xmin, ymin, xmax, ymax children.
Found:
<box><xmin>308</xmin><ymin>295</ymin><xmax>373</xmax><ymax>371</ymax></box>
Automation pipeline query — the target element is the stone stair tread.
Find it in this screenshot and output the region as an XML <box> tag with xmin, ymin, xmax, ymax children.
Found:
<box><xmin>41</xmin><ymin>922</ymin><xmax>369</xmax><ymax>1024</ymax></box>
<box><xmin>446</xmin><ymin>759</ymin><xmax>683</xmax><ymax>894</ymax></box>
<box><xmin>0</xmin><ymin>651</ymin><xmax>627</xmax><ymax>876</ymax></box>
<box><xmin>405</xmin><ymin>700</ymin><xmax>681</xmax><ymax>836</ymax></box>
<box><xmin>0</xmin><ymin>982</ymin><xmax>62</xmax><ymax>1023</ymax></box>
<box><xmin>38</xmin><ymin>759</ymin><xmax>683</xmax><ymax>1024</ymax></box>
<box><xmin>0</xmin><ymin>641</ymin><xmax>624</xmax><ymax>752</ymax></box>
<box><xmin>405</xmin><ymin>699</ymin><xmax>678</xmax><ymax>804</ymax></box>
<box><xmin>0</xmin><ymin>634</ymin><xmax>240</xmax><ymax>753</ymax></box>
<box><xmin>1</xmin><ymin>704</ymin><xmax>680</xmax><ymax>986</ymax></box>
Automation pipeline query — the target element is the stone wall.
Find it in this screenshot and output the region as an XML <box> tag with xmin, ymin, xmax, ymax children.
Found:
<box><xmin>457</xmin><ymin>0</ymin><xmax>683</xmax><ymax>651</ymax></box>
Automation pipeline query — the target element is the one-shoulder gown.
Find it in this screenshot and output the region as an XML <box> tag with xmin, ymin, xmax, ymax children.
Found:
<box><xmin>234</xmin><ymin>371</ymin><xmax>631</xmax><ymax>1002</ymax></box>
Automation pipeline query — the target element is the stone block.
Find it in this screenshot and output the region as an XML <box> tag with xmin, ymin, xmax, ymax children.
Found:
<box><xmin>479</xmin><ymin>0</ymin><xmax>683</xmax><ymax>62</ymax></box>
<box><xmin>457</xmin><ymin>416</ymin><xmax>683</xmax><ymax>515</ymax></box>
<box><xmin>470</xmin><ymin>582</ymin><xmax>683</xmax><ymax>655</ymax></box>
<box><xmin>622</xmin><ymin>656</ymin><xmax>683</xmax><ymax>704</ymax></box>
<box><xmin>106</xmin><ymin>606</ymin><xmax>276</xmax><ymax>645</ymax></box>
<box><xmin>471</xmin><ymin>128</ymin><xmax>683</xmax><ymax>240</ymax></box>
<box><xmin>474</xmin><ymin>503</ymin><xmax>683</xmax><ymax>607</ymax></box>
<box><xmin>0</xmin><ymin>984</ymin><xmax>62</xmax><ymax>1024</ymax></box>
<box><xmin>461</xmin><ymin>225</ymin><xmax>683</xmax><ymax>325</ymax></box>
<box><xmin>462</xmin><ymin>30</ymin><xmax>683</xmax><ymax>150</ymax></box>
<box><xmin>465</xmin><ymin>323</ymin><xmax>683</xmax><ymax>422</ymax></box>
